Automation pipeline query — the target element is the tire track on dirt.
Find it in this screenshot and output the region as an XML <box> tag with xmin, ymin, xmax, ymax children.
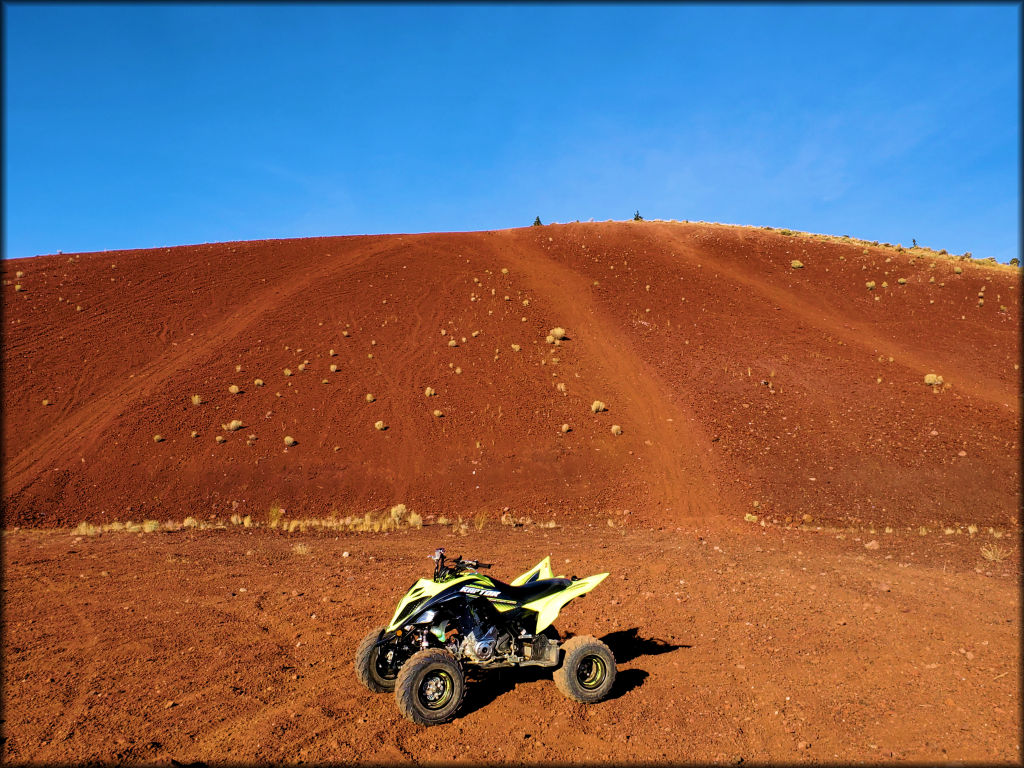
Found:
<box><xmin>32</xmin><ymin>575</ymin><xmax>103</xmax><ymax>764</ymax></box>
<box><xmin>503</xmin><ymin>234</ymin><xmax>725</xmax><ymax>519</ymax></box>
<box><xmin>5</xmin><ymin>244</ymin><xmax>394</xmax><ymax>496</ymax></box>
<box><xmin>655</xmin><ymin>225</ymin><xmax>1017</xmax><ymax>411</ymax></box>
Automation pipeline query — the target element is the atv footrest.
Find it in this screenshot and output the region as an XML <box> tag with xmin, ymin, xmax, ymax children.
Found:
<box><xmin>521</xmin><ymin>636</ymin><xmax>560</xmax><ymax>667</ymax></box>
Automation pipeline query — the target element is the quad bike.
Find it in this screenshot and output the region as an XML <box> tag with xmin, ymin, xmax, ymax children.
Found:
<box><xmin>355</xmin><ymin>548</ymin><xmax>616</xmax><ymax>725</ymax></box>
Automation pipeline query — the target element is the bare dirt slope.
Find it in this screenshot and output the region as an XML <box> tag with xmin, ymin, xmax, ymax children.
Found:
<box><xmin>3</xmin><ymin>221</ymin><xmax>1019</xmax><ymax>532</ymax></box>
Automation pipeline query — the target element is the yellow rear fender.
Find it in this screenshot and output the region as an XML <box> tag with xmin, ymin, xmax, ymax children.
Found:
<box><xmin>522</xmin><ymin>572</ymin><xmax>608</xmax><ymax>633</ymax></box>
<box><xmin>510</xmin><ymin>555</ymin><xmax>555</xmax><ymax>586</ymax></box>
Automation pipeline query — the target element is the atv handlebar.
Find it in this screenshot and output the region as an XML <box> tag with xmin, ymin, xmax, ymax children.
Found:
<box><xmin>431</xmin><ymin>548</ymin><xmax>491</xmax><ymax>581</ymax></box>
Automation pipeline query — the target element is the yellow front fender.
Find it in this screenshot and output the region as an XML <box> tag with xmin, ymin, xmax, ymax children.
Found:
<box><xmin>522</xmin><ymin>573</ymin><xmax>608</xmax><ymax>633</ymax></box>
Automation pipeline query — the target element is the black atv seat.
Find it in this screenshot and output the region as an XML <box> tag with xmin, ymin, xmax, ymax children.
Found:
<box><xmin>487</xmin><ymin>577</ymin><xmax>571</xmax><ymax>604</ymax></box>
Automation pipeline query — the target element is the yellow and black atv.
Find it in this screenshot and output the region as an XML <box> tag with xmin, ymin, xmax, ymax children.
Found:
<box><xmin>355</xmin><ymin>547</ymin><xmax>616</xmax><ymax>725</ymax></box>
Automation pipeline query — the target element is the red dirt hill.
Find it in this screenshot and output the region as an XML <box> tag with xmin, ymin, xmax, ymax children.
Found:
<box><xmin>3</xmin><ymin>221</ymin><xmax>1019</xmax><ymax>531</ymax></box>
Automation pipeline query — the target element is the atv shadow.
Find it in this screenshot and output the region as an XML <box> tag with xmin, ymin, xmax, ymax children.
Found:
<box><xmin>600</xmin><ymin>627</ymin><xmax>690</xmax><ymax>663</ymax></box>
<box><xmin>457</xmin><ymin>628</ymin><xmax>687</xmax><ymax>717</ymax></box>
<box><xmin>460</xmin><ymin>665</ymin><xmax>555</xmax><ymax>718</ymax></box>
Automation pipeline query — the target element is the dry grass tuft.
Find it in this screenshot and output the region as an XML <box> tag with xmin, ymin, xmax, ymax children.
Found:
<box><xmin>511</xmin><ymin>344</ymin><xmax>521</xmax><ymax>352</ymax></box>
<box><xmin>284</xmin><ymin>368</ymin><xmax>293</xmax><ymax>377</ymax></box>
<box><xmin>215</xmin><ymin>435</ymin><xmax>226</xmax><ymax>444</ymax></box>
<box><xmin>981</xmin><ymin>543</ymin><xmax>1011</xmax><ymax>562</ymax></box>
<box><xmin>433</xmin><ymin>409</ymin><xmax>444</xmax><ymax>418</ymax></box>
<box><xmin>229</xmin><ymin>385</ymin><xmax>240</xmax><ymax>394</ymax></box>
<box><xmin>268</xmin><ymin>506</ymin><xmax>284</xmax><ymax>528</ymax></box>
<box><xmin>388</xmin><ymin>504</ymin><xmax>408</xmax><ymax>525</ymax></box>
<box><xmin>448</xmin><ymin>339</ymin><xmax>458</xmax><ymax>347</ymax></box>
<box><xmin>365</xmin><ymin>393</ymin><xmax>375</xmax><ymax>402</ymax></box>
<box><xmin>924</xmin><ymin>373</ymin><xmax>944</xmax><ymax>386</ymax></box>
<box><xmin>424</xmin><ymin>386</ymin><xmax>435</xmax><ymax>397</ymax></box>
<box><xmin>284</xmin><ymin>435</ymin><xmax>297</xmax><ymax>446</ymax></box>
<box><xmin>329</xmin><ymin>348</ymin><xmax>337</xmax><ymax>356</ymax></box>
<box><xmin>790</xmin><ymin>260</ymin><xmax>804</xmax><ymax>269</ymax></box>
<box><xmin>330</xmin><ymin>364</ymin><xmax>338</xmax><ymax>373</ymax></box>
<box><xmin>610</xmin><ymin>424</ymin><xmax>623</xmax><ymax>435</ymax></box>
<box><xmin>190</xmin><ymin>394</ymin><xmax>202</xmax><ymax>406</ymax></box>
<box><xmin>222</xmin><ymin>419</ymin><xmax>244</xmax><ymax>432</ymax></box>
<box><xmin>292</xmin><ymin>543</ymin><xmax>311</xmax><ymax>555</ymax></box>
<box><xmin>74</xmin><ymin>521</ymin><xmax>101</xmax><ymax>536</ymax></box>
<box><xmin>374</xmin><ymin>420</ymin><xmax>387</xmax><ymax>431</ymax></box>
<box><xmin>254</xmin><ymin>378</ymin><xmax>265</xmax><ymax>387</ymax></box>
<box><xmin>153</xmin><ymin>434</ymin><xmax>164</xmax><ymax>443</ymax></box>
<box><xmin>561</xmin><ymin>423</ymin><xmax>571</xmax><ymax>433</ymax></box>
<box><xmin>473</xmin><ymin>511</ymin><xmax>488</xmax><ymax>531</ymax></box>
<box><xmin>591</xmin><ymin>400</ymin><xmax>607</xmax><ymax>413</ymax></box>
<box><xmin>866</xmin><ymin>281</ymin><xmax>876</xmax><ymax>290</ymax></box>
<box><xmin>549</xmin><ymin>327</ymin><xmax>567</xmax><ymax>340</ymax></box>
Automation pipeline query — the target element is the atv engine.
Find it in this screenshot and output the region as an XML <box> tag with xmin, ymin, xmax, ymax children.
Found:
<box><xmin>460</xmin><ymin>626</ymin><xmax>513</xmax><ymax>663</ymax></box>
<box><xmin>453</xmin><ymin>602</ymin><xmax>514</xmax><ymax>663</ymax></box>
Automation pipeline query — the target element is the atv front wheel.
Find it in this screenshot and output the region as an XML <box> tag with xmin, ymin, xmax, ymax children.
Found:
<box><xmin>395</xmin><ymin>648</ymin><xmax>466</xmax><ymax>726</ymax></box>
<box><xmin>354</xmin><ymin>627</ymin><xmax>398</xmax><ymax>693</ymax></box>
<box><xmin>554</xmin><ymin>635</ymin><xmax>616</xmax><ymax>703</ymax></box>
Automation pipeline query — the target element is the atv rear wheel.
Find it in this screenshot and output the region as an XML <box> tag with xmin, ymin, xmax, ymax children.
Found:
<box><xmin>554</xmin><ymin>635</ymin><xmax>616</xmax><ymax>703</ymax></box>
<box><xmin>354</xmin><ymin>626</ymin><xmax>398</xmax><ymax>693</ymax></box>
<box><xmin>395</xmin><ymin>648</ymin><xmax>465</xmax><ymax>726</ymax></box>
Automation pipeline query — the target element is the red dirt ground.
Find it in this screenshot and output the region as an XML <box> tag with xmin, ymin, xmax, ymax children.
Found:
<box><xmin>2</xmin><ymin>523</ymin><xmax>1019</xmax><ymax>764</ymax></box>
<box><xmin>2</xmin><ymin>221</ymin><xmax>1020</xmax><ymax>763</ymax></box>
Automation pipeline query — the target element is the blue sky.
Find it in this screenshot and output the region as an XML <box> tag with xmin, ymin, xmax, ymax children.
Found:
<box><xmin>4</xmin><ymin>3</ymin><xmax>1020</xmax><ymax>262</ymax></box>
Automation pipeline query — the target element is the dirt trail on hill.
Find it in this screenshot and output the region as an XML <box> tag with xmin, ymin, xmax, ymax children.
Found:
<box><xmin>655</xmin><ymin>224</ymin><xmax>1015</xmax><ymax>409</ymax></box>
<box><xmin>5</xmin><ymin>242</ymin><xmax>391</xmax><ymax>496</ymax></box>
<box><xmin>506</xmin><ymin>233</ymin><xmax>722</xmax><ymax>520</ymax></box>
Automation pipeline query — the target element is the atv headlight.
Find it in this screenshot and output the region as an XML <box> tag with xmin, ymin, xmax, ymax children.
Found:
<box><xmin>412</xmin><ymin>609</ymin><xmax>437</xmax><ymax>624</ymax></box>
